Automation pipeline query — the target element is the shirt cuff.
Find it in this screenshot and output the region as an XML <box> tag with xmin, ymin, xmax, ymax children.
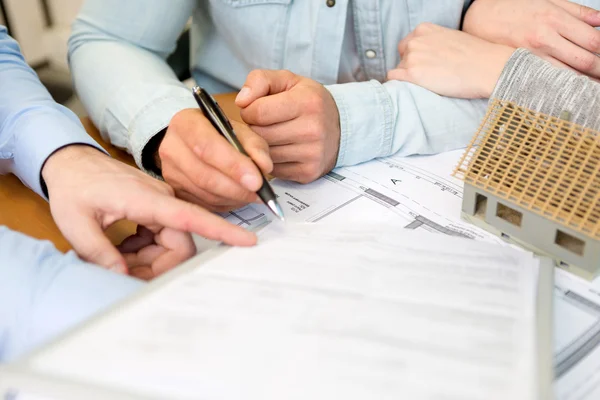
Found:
<box><xmin>12</xmin><ymin>109</ymin><xmax>106</xmax><ymax>199</ymax></box>
<box><xmin>325</xmin><ymin>80</ymin><xmax>394</xmax><ymax>167</ymax></box>
<box><xmin>127</xmin><ymin>92</ymin><xmax>198</xmax><ymax>178</ymax></box>
<box><xmin>491</xmin><ymin>48</ymin><xmax>531</xmax><ymax>101</ymax></box>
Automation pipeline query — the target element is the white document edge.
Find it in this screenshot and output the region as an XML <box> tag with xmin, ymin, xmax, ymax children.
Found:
<box><xmin>537</xmin><ymin>257</ymin><xmax>555</xmax><ymax>400</ymax></box>
<box><xmin>0</xmin><ymin>244</ymin><xmax>556</xmax><ymax>400</ymax></box>
<box><xmin>0</xmin><ymin>242</ymin><xmax>239</xmax><ymax>400</ymax></box>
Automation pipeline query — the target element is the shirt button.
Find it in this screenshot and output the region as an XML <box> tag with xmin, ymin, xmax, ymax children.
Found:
<box><xmin>326</xmin><ymin>0</ymin><xmax>335</xmax><ymax>7</ymax></box>
<box><xmin>365</xmin><ymin>49</ymin><xmax>377</xmax><ymax>59</ymax></box>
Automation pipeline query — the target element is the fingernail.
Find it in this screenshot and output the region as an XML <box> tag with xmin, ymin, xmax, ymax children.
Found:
<box><xmin>240</xmin><ymin>173</ymin><xmax>261</xmax><ymax>191</ymax></box>
<box><xmin>236</xmin><ymin>87</ymin><xmax>252</xmax><ymax>104</ymax></box>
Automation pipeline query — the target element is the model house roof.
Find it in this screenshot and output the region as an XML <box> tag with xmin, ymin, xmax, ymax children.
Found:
<box><xmin>454</xmin><ymin>99</ymin><xmax>600</xmax><ymax>239</ymax></box>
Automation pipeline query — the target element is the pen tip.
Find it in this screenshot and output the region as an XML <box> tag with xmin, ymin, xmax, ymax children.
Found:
<box><xmin>267</xmin><ymin>200</ymin><xmax>285</xmax><ymax>222</ymax></box>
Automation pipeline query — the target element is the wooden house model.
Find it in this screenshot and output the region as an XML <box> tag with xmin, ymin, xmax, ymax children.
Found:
<box><xmin>455</xmin><ymin>99</ymin><xmax>600</xmax><ymax>280</ymax></box>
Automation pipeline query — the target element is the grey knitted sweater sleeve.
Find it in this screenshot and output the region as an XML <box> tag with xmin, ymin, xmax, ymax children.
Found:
<box><xmin>491</xmin><ymin>48</ymin><xmax>600</xmax><ymax>130</ymax></box>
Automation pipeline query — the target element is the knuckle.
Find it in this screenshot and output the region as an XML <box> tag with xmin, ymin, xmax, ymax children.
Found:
<box><xmin>580</xmin><ymin>5</ymin><xmax>596</xmax><ymax>20</ymax></box>
<box><xmin>157</xmin><ymin>181</ymin><xmax>175</xmax><ymax>197</ymax></box>
<box><xmin>248</xmin><ymin>125</ymin><xmax>269</xmax><ymax>143</ymax></box>
<box><xmin>200</xmin><ymin>173</ymin><xmax>221</xmax><ymax>193</ymax></box>
<box><xmin>227</xmin><ymin>158</ymin><xmax>247</xmax><ymax>180</ymax></box>
<box><xmin>298</xmin><ymin>163</ymin><xmax>320</xmax><ymax>184</ymax></box>
<box><xmin>193</xmin><ymin>135</ymin><xmax>212</xmax><ymax>160</ymax></box>
<box><xmin>158</xmin><ymin>138</ymin><xmax>173</xmax><ymax>161</ymax></box>
<box><xmin>168</xmin><ymin>110</ymin><xmax>184</xmax><ymax>128</ymax></box>
<box><xmin>535</xmin><ymin>9</ymin><xmax>554</xmax><ymax>25</ymax></box>
<box><xmin>246</xmin><ymin>69</ymin><xmax>264</xmax><ymax>84</ymax></box>
<box><xmin>525</xmin><ymin>30</ymin><xmax>547</xmax><ymax>51</ymax></box>
<box><xmin>414</xmin><ymin>23</ymin><xmax>433</xmax><ymax>35</ymax></box>
<box><xmin>281</xmin><ymin>69</ymin><xmax>295</xmax><ymax>81</ymax></box>
<box><xmin>308</xmin><ymin>144</ymin><xmax>325</xmax><ymax>162</ymax></box>
<box><xmin>189</xmin><ymin>167</ymin><xmax>208</xmax><ymax>188</ymax></box>
<box><xmin>305</xmin><ymin>120</ymin><xmax>324</xmax><ymax>141</ymax></box>
<box><xmin>252</xmin><ymin>102</ymin><xmax>270</xmax><ymax>125</ymax></box>
<box><xmin>168</xmin><ymin>109</ymin><xmax>194</xmax><ymax>132</ymax></box>
<box><xmin>576</xmin><ymin>54</ymin><xmax>597</xmax><ymax>72</ymax></box>
<box><xmin>542</xmin><ymin>11</ymin><xmax>559</xmax><ymax>28</ymax></box>
<box><xmin>590</xmin><ymin>33</ymin><xmax>600</xmax><ymax>53</ymax></box>
<box><xmin>250</xmin><ymin>137</ymin><xmax>269</xmax><ymax>154</ymax></box>
<box><xmin>304</xmin><ymin>92</ymin><xmax>326</xmax><ymax>114</ymax></box>
<box><xmin>406</xmin><ymin>40</ymin><xmax>419</xmax><ymax>53</ymax></box>
<box><xmin>161</xmin><ymin>168</ymin><xmax>176</xmax><ymax>186</ymax></box>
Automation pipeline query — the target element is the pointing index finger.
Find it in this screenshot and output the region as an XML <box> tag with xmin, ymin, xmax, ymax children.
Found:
<box><xmin>128</xmin><ymin>190</ymin><xmax>257</xmax><ymax>247</ymax></box>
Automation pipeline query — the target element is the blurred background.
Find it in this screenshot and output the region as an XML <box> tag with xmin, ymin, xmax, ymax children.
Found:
<box><xmin>1</xmin><ymin>0</ymin><xmax>87</xmax><ymax>116</ymax></box>
<box><xmin>1</xmin><ymin>0</ymin><xmax>191</xmax><ymax>117</ymax></box>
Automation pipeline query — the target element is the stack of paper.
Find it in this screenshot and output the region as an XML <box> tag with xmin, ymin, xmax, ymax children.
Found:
<box><xmin>2</xmin><ymin>223</ymin><xmax>551</xmax><ymax>400</ymax></box>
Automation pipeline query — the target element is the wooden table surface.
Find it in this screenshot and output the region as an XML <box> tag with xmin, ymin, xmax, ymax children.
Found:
<box><xmin>0</xmin><ymin>93</ymin><xmax>242</xmax><ymax>253</ymax></box>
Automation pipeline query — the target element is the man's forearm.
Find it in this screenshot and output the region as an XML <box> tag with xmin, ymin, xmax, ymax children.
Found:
<box><xmin>68</xmin><ymin>0</ymin><xmax>198</xmax><ymax>174</ymax></box>
<box><xmin>326</xmin><ymin>80</ymin><xmax>488</xmax><ymax>167</ymax></box>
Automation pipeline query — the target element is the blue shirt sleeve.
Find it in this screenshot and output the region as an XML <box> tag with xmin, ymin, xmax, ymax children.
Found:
<box><xmin>68</xmin><ymin>1</ymin><xmax>197</xmax><ymax>177</ymax></box>
<box><xmin>326</xmin><ymin>80</ymin><xmax>488</xmax><ymax>167</ymax></box>
<box><xmin>0</xmin><ymin>26</ymin><xmax>105</xmax><ymax>198</ymax></box>
<box><xmin>67</xmin><ymin>1</ymin><xmax>488</xmax><ymax>172</ymax></box>
<box><xmin>0</xmin><ymin>226</ymin><xmax>143</xmax><ymax>361</ymax></box>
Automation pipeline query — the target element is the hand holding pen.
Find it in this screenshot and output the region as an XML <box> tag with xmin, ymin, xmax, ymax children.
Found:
<box><xmin>192</xmin><ymin>86</ymin><xmax>285</xmax><ymax>221</ymax></box>
<box><xmin>156</xmin><ymin>94</ymin><xmax>274</xmax><ymax>212</ymax></box>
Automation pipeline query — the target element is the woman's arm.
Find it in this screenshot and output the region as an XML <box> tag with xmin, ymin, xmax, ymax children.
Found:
<box><xmin>493</xmin><ymin>48</ymin><xmax>600</xmax><ymax>130</ymax></box>
<box><xmin>388</xmin><ymin>24</ymin><xmax>600</xmax><ymax>129</ymax></box>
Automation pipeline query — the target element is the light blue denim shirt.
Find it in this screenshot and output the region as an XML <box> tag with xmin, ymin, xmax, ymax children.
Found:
<box><xmin>0</xmin><ymin>27</ymin><xmax>103</xmax><ymax>198</ymax></box>
<box><xmin>69</xmin><ymin>0</ymin><xmax>488</xmax><ymax>173</ymax></box>
<box><xmin>0</xmin><ymin>27</ymin><xmax>142</xmax><ymax>361</ymax></box>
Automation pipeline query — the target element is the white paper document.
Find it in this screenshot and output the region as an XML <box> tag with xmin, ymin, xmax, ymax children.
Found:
<box><xmin>221</xmin><ymin>149</ymin><xmax>600</xmax><ymax>400</ymax></box>
<box><xmin>21</xmin><ymin>224</ymin><xmax>540</xmax><ymax>400</ymax></box>
<box><xmin>223</xmin><ymin>150</ymin><xmax>498</xmax><ymax>242</ymax></box>
<box><xmin>553</xmin><ymin>269</ymin><xmax>600</xmax><ymax>400</ymax></box>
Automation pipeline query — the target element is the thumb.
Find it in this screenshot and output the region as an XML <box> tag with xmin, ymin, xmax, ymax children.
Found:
<box><xmin>64</xmin><ymin>215</ymin><xmax>127</xmax><ymax>273</ymax></box>
<box><xmin>235</xmin><ymin>69</ymin><xmax>300</xmax><ymax>108</ymax></box>
<box><xmin>387</xmin><ymin>68</ymin><xmax>410</xmax><ymax>82</ymax></box>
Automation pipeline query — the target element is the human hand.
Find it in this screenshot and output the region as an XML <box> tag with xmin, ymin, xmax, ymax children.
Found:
<box><xmin>159</xmin><ymin>108</ymin><xmax>273</xmax><ymax>212</ymax></box>
<box><xmin>236</xmin><ymin>70</ymin><xmax>341</xmax><ymax>184</ymax></box>
<box><xmin>387</xmin><ymin>24</ymin><xmax>514</xmax><ymax>99</ymax></box>
<box><xmin>463</xmin><ymin>0</ymin><xmax>600</xmax><ymax>77</ymax></box>
<box><xmin>42</xmin><ymin>145</ymin><xmax>256</xmax><ymax>276</ymax></box>
<box><xmin>117</xmin><ymin>225</ymin><xmax>194</xmax><ymax>280</ymax></box>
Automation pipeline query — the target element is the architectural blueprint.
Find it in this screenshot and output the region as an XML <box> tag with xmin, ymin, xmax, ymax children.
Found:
<box><xmin>554</xmin><ymin>269</ymin><xmax>600</xmax><ymax>399</ymax></box>
<box><xmin>222</xmin><ymin>149</ymin><xmax>600</xmax><ymax>400</ymax></box>
<box><xmin>223</xmin><ymin>150</ymin><xmax>496</xmax><ymax>241</ymax></box>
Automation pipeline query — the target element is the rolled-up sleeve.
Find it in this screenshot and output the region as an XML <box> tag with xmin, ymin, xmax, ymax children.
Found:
<box><xmin>68</xmin><ymin>0</ymin><xmax>198</xmax><ymax>174</ymax></box>
<box><xmin>492</xmin><ymin>48</ymin><xmax>600</xmax><ymax>130</ymax></box>
<box><xmin>326</xmin><ymin>80</ymin><xmax>488</xmax><ymax>167</ymax></box>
